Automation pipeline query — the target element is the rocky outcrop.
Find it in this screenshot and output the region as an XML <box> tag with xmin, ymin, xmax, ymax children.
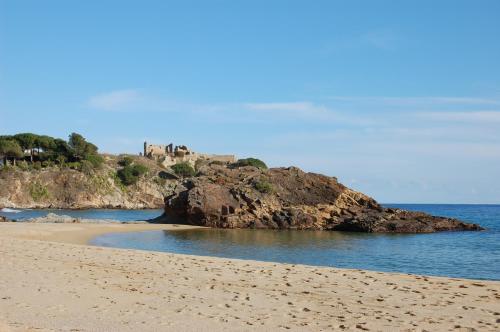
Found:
<box><xmin>162</xmin><ymin>165</ymin><xmax>483</xmax><ymax>233</ymax></box>
<box><xmin>21</xmin><ymin>213</ymin><xmax>146</xmax><ymax>224</ymax></box>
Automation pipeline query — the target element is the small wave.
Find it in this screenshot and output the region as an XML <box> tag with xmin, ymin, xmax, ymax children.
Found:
<box><xmin>1</xmin><ymin>208</ymin><xmax>22</xmax><ymax>213</ymax></box>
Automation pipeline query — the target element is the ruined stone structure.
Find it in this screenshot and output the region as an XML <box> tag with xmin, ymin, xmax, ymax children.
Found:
<box><xmin>144</xmin><ymin>142</ymin><xmax>235</xmax><ymax>167</ymax></box>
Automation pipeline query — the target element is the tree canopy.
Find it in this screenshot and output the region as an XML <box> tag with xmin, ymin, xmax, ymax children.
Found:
<box><xmin>0</xmin><ymin>139</ymin><xmax>23</xmax><ymax>165</ymax></box>
<box><xmin>0</xmin><ymin>139</ymin><xmax>23</xmax><ymax>159</ymax></box>
<box><xmin>12</xmin><ymin>133</ymin><xmax>36</xmax><ymax>151</ymax></box>
<box><xmin>68</xmin><ymin>133</ymin><xmax>98</xmax><ymax>160</ymax></box>
<box><xmin>0</xmin><ymin>132</ymin><xmax>103</xmax><ymax>170</ymax></box>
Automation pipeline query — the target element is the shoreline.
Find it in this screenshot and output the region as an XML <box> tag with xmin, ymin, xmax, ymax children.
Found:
<box><xmin>0</xmin><ymin>222</ymin><xmax>200</xmax><ymax>245</ymax></box>
<box><xmin>0</xmin><ymin>222</ymin><xmax>495</xmax><ymax>281</ymax></box>
<box><xmin>0</xmin><ymin>206</ymin><xmax>165</xmax><ymax>211</ymax></box>
<box><xmin>0</xmin><ymin>223</ymin><xmax>499</xmax><ymax>331</ymax></box>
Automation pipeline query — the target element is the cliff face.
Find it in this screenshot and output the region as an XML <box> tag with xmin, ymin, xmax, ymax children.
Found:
<box><xmin>162</xmin><ymin>164</ymin><xmax>483</xmax><ymax>233</ymax></box>
<box><xmin>0</xmin><ymin>156</ymin><xmax>172</xmax><ymax>209</ymax></box>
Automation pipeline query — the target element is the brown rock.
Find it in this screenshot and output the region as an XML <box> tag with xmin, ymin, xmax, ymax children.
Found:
<box><xmin>162</xmin><ymin>165</ymin><xmax>483</xmax><ymax>233</ymax></box>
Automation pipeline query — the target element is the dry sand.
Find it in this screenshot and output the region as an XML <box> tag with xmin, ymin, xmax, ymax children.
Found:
<box><xmin>0</xmin><ymin>222</ymin><xmax>498</xmax><ymax>331</ymax></box>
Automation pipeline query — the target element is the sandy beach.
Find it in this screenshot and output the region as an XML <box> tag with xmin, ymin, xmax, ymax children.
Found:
<box><xmin>0</xmin><ymin>223</ymin><xmax>498</xmax><ymax>331</ymax></box>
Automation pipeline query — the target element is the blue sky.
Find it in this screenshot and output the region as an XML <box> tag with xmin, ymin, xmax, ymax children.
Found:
<box><xmin>1</xmin><ymin>0</ymin><xmax>499</xmax><ymax>203</ymax></box>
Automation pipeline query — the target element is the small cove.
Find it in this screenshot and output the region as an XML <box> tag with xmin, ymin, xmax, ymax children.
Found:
<box><xmin>88</xmin><ymin>204</ymin><xmax>500</xmax><ymax>280</ymax></box>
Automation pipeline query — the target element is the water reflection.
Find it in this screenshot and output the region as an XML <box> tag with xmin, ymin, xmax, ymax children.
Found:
<box><xmin>163</xmin><ymin>228</ymin><xmax>411</xmax><ymax>250</ymax></box>
<box><xmin>90</xmin><ymin>204</ymin><xmax>500</xmax><ymax>280</ymax></box>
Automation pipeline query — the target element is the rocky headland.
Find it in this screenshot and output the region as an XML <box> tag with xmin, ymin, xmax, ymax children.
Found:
<box><xmin>0</xmin><ymin>154</ymin><xmax>483</xmax><ymax>233</ymax></box>
<box><xmin>159</xmin><ymin>163</ymin><xmax>483</xmax><ymax>233</ymax></box>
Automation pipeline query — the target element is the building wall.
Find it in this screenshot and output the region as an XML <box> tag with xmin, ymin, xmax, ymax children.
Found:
<box><xmin>144</xmin><ymin>141</ymin><xmax>235</xmax><ymax>167</ymax></box>
<box><xmin>198</xmin><ymin>154</ymin><xmax>236</xmax><ymax>163</ymax></box>
<box><xmin>144</xmin><ymin>143</ymin><xmax>167</xmax><ymax>158</ymax></box>
<box><xmin>160</xmin><ymin>153</ymin><xmax>236</xmax><ymax>168</ymax></box>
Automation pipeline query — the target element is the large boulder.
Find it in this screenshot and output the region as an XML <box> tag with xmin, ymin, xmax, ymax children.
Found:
<box><xmin>163</xmin><ymin>165</ymin><xmax>483</xmax><ymax>233</ymax></box>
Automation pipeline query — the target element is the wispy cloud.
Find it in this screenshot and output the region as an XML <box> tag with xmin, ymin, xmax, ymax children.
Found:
<box><xmin>85</xmin><ymin>90</ymin><xmax>500</xmax><ymax>134</ymax></box>
<box><xmin>241</xmin><ymin>102</ymin><xmax>381</xmax><ymax>125</ymax></box>
<box><xmin>327</xmin><ymin>96</ymin><xmax>500</xmax><ymax>106</ymax></box>
<box><xmin>88</xmin><ymin>89</ymin><xmax>141</xmax><ymax>111</ymax></box>
<box><xmin>416</xmin><ymin>111</ymin><xmax>500</xmax><ymax>123</ymax></box>
<box><xmin>85</xmin><ymin>92</ymin><xmax>374</xmax><ymax>124</ymax></box>
<box><xmin>245</xmin><ymin>102</ymin><xmax>326</xmax><ymax>112</ymax></box>
<box><xmin>243</xmin><ymin>102</ymin><xmax>330</xmax><ymax>117</ymax></box>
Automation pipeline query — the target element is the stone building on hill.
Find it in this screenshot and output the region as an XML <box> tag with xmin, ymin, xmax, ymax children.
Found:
<box><xmin>143</xmin><ymin>142</ymin><xmax>235</xmax><ymax>167</ymax></box>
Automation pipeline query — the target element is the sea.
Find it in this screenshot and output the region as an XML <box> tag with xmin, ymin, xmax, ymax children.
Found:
<box><xmin>2</xmin><ymin>204</ymin><xmax>499</xmax><ymax>280</ymax></box>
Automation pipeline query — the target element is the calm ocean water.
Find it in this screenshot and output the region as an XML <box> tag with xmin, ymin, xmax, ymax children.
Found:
<box><xmin>0</xmin><ymin>208</ymin><xmax>163</xmax><ymax>222</ymax></box>
<box><xmin>2</xmin><ymin>205</ymin><xmax>499</xmax><ymax>280</ymax></box>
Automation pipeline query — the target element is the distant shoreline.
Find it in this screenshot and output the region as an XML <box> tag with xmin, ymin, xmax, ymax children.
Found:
<box><xmin>2</xmin><ymin>203</ymin><xmax>500</xmax><ymax>213</ymax></box>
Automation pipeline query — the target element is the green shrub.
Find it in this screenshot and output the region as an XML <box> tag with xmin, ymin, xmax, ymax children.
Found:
<box><xmin>0</xmin><ymin>165</ymin><xmax>13</xmax><ymax>174</ymax></box>
<box><xmin>254</xmin><ymin>180</ymin><xmax>274</xmax><ymax>193</ymax></box>
<box><xmin>29</xmin><ymin>181</ymin><xmax>49</xmax><ymax>201</ymax></box>
<box><xmin>66</xmin><ymin>162</ymin><xmax>81</xmax><ymax>170</ymax></box>
<box><xmin>32</xmin><ymin>161</ymin><xmax>42</xmax><ymax>170</ymax></box>
<box><xmin>42</xmin><ymin>160</ymin><xmax>54</xmax><ymax>168</ymax></box>
<box><xmin>56</xmin><ymin>155</ymin><xmax>66</xmax><ymax>167</ymax></box>
<box><xmin>171</xmin><ymin>162</ymin><xmax>195</xmax><ymax>178</ymax></box>
<box><xmin>116</xmin><ymin>164</ymin><xmax>149</xmax><ymax>186</ymax></box>
<box><xmin>117</xmin><ymin>167</ymin><xmax>136</xmax><ymax>186</ymax></box>
<box><xmin>85</xmin><ymin>154</ymin><xmax>104</xmax><ymax>168</ymax></box>
<box><xmin>80</xmin><ymin>160</ymin><xmax>94</xmax><ymax>175</ymax></box>
<box><xmin>233</xmin><ymin>158</ymin><xmax>267</xmax><ymax>170</ymax></box>
<box><xmin>118</xmin><ymin>156</ymin><xmax>134</xmax><ymax>167</ymax></box>
<box><xmin>132</xmin><ymin>163</ymin><xmax>148</xmax><ymax>176</ymax></box>
<box><xmin>17</xmin><ymin>160</ymin><xmax>29</xmax><ymax>171</ymax></box>
<box><xmin>110</xmin><ymin>171</ymin><xmax>126</xmax><ymax>191</ymax></box>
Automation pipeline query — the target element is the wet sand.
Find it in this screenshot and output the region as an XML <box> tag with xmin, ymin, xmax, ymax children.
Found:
<box><xmin>0</xmin><ymin>222</ymin><xmax>499</xmax><ymax>331</ymax></box>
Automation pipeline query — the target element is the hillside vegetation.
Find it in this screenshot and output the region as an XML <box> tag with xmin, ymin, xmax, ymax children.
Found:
<box><xmin>0</xmin><ymin>132</ymin><xmax>271</xmax><ymax>210</ymax></box>
<box><xmin>0</xmin><ymin>152</ymin><xmax>177</xmax><ymax>209</ymax></box>
<box><xmin>0</xmin><ymin>133</ymin><xmax>180</xmax><ymax>209</ymax></box>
